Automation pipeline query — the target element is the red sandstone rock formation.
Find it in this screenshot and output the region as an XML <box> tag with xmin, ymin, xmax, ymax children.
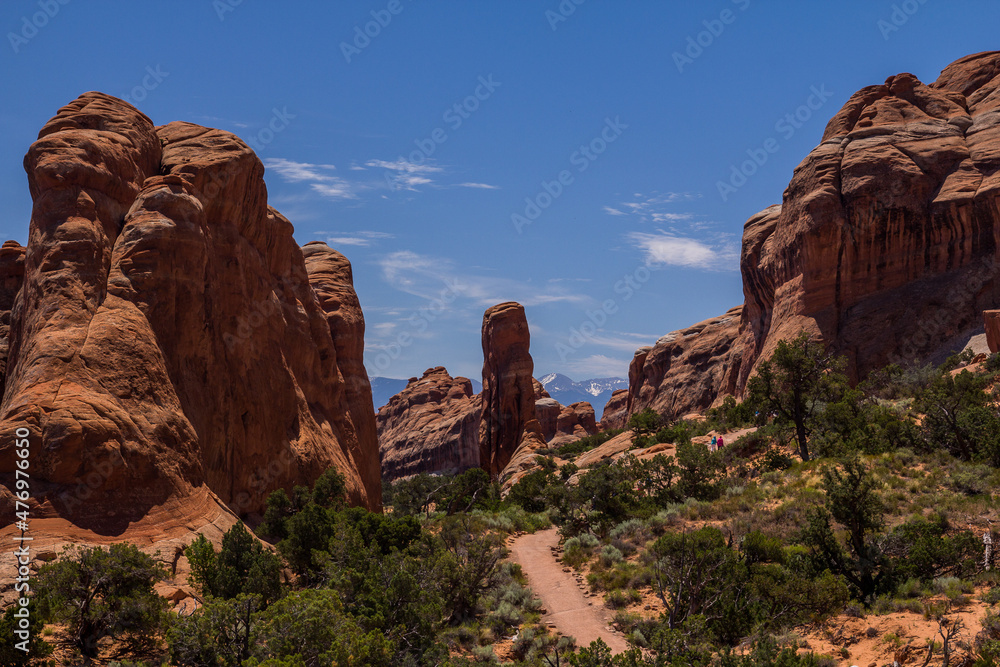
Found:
<box><xmin>0</xmin><ymin>93</ymin><xmax>380</xmax><ymax>548</ymax></box>
<box><xmin>0</xmin><ymin>241</ymin><xmax>25</xmax><ymax>395</ymax></box>
<box><xmin>479</xmin><ymin>302</ymin><xmax>546</xmax><ymax>479</ymax></box>
<box><xmin>599</xmin><ymin>389</ymin><xmax>629</xmax><ymax>430</ymax></box>
<box><xmin>986</xmin><ymin>310</ymin><xmax>1000</xmax><ymax>353</ymax></box>
<box><xmin>479</xmin><ymin>302</ymin><xmax>539</xmax><ymax>476</ymax></box>
<box><xmin>302</xmin><ymin>241</ymin><xmax>382</xmax><ymax>509</ymax></box>
<box><xmin>377</xmin><ymin>367</ymin><xmax>481</xmax><ymax>480</ymax></box>
<box><xmin>615</xmin><ymin>52</ymin><xmax>1000</xmax><ymax>427</ymax></box>
<box><xmin>624</xmin><ymin>307</ymin><xmax>743</xmax><ymax>423</ymax></box>
<box><xmin>733</xmin><ymin>52</ymin><xmax>1000</xmax><ymax>389</ymax></box>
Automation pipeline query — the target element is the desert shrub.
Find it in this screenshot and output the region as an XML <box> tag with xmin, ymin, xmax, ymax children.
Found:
<box><xmin>0</xmin><ymin>600</ymin><xmax>53</xmax><ymax>665</ymax></box>
<box><xmin>186</xmin><ymin>522</ymin><xmax>283</xmax><ymax>605</ymax></box>
<box><xmin>917</xmin><ymin>370</ymin><xmax>1000</xmax><ymax>464</ymax></box>
<box><xmin>599</xmin><ymin>545</ymin><xmax>624</xmax><ymax>567</ymax></box>
<box><xmin>628</xmin><ymin>408</ymin><xmax>662</xmax><ymax>438</ymax></box>
<box><xmin>609</xmin><ymin>518</ymin><xmax>646</xmax><ymax>542</ymax></box>
<box><xmin>949</xmin><ymin>463</ymin><xmax>997</xmax><ymax>496</ymax></box>
<box><xmin>35</xmin><ymin>543</ymin><xmax>167</xmax><ymax>660</ymax></box>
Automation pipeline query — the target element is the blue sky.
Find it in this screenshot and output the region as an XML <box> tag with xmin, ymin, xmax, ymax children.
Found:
<box><xmin>2</xmin><ymin>1</ymin><xmax>998</xmax><ymax>382</ymax></box>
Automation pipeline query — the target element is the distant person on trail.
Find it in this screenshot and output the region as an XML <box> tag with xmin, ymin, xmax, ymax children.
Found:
<box><xmin>717</xmin><ymin>435</ymin><xmax>725</xmax><ymax>449</ymax></box>
<box><xmin>710</xmin><ymin>435</ymin><xmax>718</xmax><ymax>452</ymax></box>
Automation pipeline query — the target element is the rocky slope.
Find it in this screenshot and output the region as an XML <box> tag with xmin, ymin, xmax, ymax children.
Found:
<box><xmin>617</xmin><ymin>306</ymin><xmax>743</xmax><ymax>424</ymax></box>
<box><xmin>615</xmin><ymin>51</ymin><xmax>1000</xmax><ymax>425</ymax></box>
<box><xmin>377</xmin><ymin>367</ymin><xmax>481</xmax><ymax>480</ymax></box>
<box><xmin>0</xmin><ymin>93</ymin><xmax>381</xmax><ymax>552</ymax></box>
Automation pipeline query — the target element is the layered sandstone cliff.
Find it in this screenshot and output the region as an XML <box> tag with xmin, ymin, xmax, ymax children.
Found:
<box><xmin>0</xmin><ymin>93</ymin><xmax>380</xmax><ymax>549</ymax></box>
<box><xmin>733</xmin><ymin>52</ymin><xmax>1000</xmax><ymax>388</ymax></box>
<box><xmin>622</xmin><ymin>306</ymin><xmax>743</xmax><ymax>423</ymax></box>
<box><xmin>616</xmin><ymin>51</ymin><xmax>1000</xmax><ymax>425</ymax></box>
<box><xmin>377</xmin><ymin>367</ymin><xmax>481</xmax><ymax>480</ymax></box>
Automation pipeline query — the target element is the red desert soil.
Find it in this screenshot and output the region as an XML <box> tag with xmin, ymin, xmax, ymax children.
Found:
<box><xmin>508</xmin><ymin>527</ymin><xmax>630</xmax><ymax>654</ymax></box>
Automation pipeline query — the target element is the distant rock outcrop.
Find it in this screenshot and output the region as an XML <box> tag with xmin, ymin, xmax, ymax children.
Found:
<box><xmin>479</xmin><ymin>302</ymin><xmax>546</xmax><ymax>478</ymax></box>
<box><xmin>599</xmin><ymin>389</ymin><xmax>629</xmax><ymax>430</ymax></box>
<box><xmin>378</xmin><ymin>301</ymin><xmax>569</xmax><ymax>485</ymax></box>
<box><xmin>0</xmin><ymin>93</ymin><xmax>380</xmax><ymax>550</ymax></box>
<box><xmin>615</xmin><ymin>51</ymin><xmax>1000</xmax><ymax>426</ymax></box>
<box><xmin>377</xmin><ymin>367</ymin><xmax>481</xmax><ymax>480</ymax></box>
<box><xmin>624</xmin><ymin>307</ymin><xmax>742</xmax><ymax>422</ymax></box>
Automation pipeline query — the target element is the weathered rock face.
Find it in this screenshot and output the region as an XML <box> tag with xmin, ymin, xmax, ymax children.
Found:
<box><xmin>0</xmin><ymin>92</ymin><xmax>380</xmax><ymax>543</ymax></box>
<box><xmin>986</xmin><ymin>310</ymin><xmax>1000</xmax><ymax>353</ymax></box>
<box><xmin>734</xmin><ymin>52</ymin><xmax>1000</xmax><ymax>389</ymax></box>
<box><xmin>479</xmin><ymin>302</ymin><xmax>545</xmax><ymax>478</ymax></box>
<box><xmin>302</xmin><ymin>241</ymin><xmax>381</xmax><ymax>509</ymax></box>
<box><xmin>0</xmin><ymin>241</ymin><xmax>25</xmax><ymax>396</ymax></box>
<box><xmin>625</xmin><ymin>307</ymin><xmax>743</xmax><ymax>422</ymax></box>
<box><xmin>613</xmin><ymin>52</ymin><xmax>1000</xmax><ymax>427</ymax></box>
<box><xmin>536</xmin><ymin>397</ymin><xmax>598</xmax><ymax>447</ymax></box>
<box><xmin>377</xmin><ymin>367</ymin><xmax>481</xmax><ymax>480</ymax></box>
<box><xmin>599</xmin><ymin>389</ymin><xmax>629</xmax><ymax>430</ymax></box>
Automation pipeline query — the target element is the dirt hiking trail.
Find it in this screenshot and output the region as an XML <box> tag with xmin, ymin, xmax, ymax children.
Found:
<box><xmin>508</xmin><ymin>527</ymin><xmax>630</xmax><ymax>654</ymax></box>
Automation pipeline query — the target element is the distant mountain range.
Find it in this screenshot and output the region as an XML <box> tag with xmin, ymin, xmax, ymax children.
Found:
<box><xmin>370</xmin><ymin>375</ymin><xmax>482</xmax><ymax>411</ymax></box>
<box><xmin>538</xmin><ymin>373</ymin><xmax>628</xmax><ymax>416</ymax></box>
<box><xmin>370</xmin><ymin>373</ymin><xmax>626</xmax><ymax>414</ymax></box>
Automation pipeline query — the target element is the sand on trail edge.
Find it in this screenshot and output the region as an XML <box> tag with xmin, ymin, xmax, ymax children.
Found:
<box><xmin>508</xmin><ymin>527</ymin><xmax>630</xmax><ymax>654</ymax></box>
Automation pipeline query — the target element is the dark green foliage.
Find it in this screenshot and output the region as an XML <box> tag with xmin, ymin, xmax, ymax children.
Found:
<box><xmin>34</xmin><ymin>543</ymin><xmax>167</xmax><ymax>659</ymax></box>
<box><xmin>249</xmin><ymin>590</ymin><xmax>394</xmax><ymax>666</ymax></box>
<box><xmin>885</xmin><ymin>514</ymin><xmax>980</xmax><ymax>582</ymax></box>
<box><xmin>506</xmin><ymin>468</ymin><xmax>557</xmax><ymax>513</ymax></box>
<box><xmin>257</xmin><ymin>468</ymin><xmax>348</xmax><ymax>541</ymax></box>
<box><xmin>258</xmin><ymin>488</ymin><xmax>294</xmax><ymax>541</ymax></box>
<box><xmin>986</xmin><ymin>353</ymin><xmax>1000</xmax><ymax>373</ymax></box>
<box><xmin>759</xmin><ymin>447</ymin><xmax>794</xmax><ymax>473</ymax></box>
<box><xmin>799</xmin><ymin>457</ymin><xmax>889</xmax><ymax>602</ymax></box>
<box><xmin>744</xmin><ymin>333</ymin><xmax>850</xmax><ymax>461</ymax></box>
<box><xmin>627</xmin><ymin>408</ymin><xmax>662</xmax><ymax>438</ymax></box>
<box><xmin>917</xmin><ymin>370</ymin><xmax>1000</xmax><ymax>464</ymax></box>
<box><xmin>168</xmin><ymin>594</ymin><xmax>261</xmax><ymax>667</ymax></box>
<box><xmin>718</xmin><ymin>635</ymin><xmax>824</xmax><ymax>667</ymax></box>
<box><xmin>0</xmin><ymin>600</ymin><xmax>53</xmax><ymax>664</ymax></box>
<box><xmin>576</xmin><ymin>461</ymin><xmax>644</xmax><ymax>534</ymax></box>
<box><xmin>186</xmin><ymin>522</ymin><xmax>283</xmax><ymax>605</ymax></box>
<box><xmin>653</xmin><ymin>421</ymin><xmax>693</xmax><ymax>447</ymax></box>
<box><xmin>384</xmin><ymin>469</ymin><xmax>500</xmax><ymax>516</ymax></box>
<box><xmin>706</xmin><ymin>395</ymin><xmax>758</xmax><ymax>431</ymax></box>
<box><xmin>674</xmin><ymin>441</ymin><xmax>724</xmax><ymax>501</ymax></box>
<box><xmin>648</xmin><ymin>527</ymin><xmax>742</xmax><ymax>631</ymax></box>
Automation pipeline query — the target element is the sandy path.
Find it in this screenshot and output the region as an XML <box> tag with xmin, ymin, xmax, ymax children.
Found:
<box><xmin>508</xmin><ymin>527</ymin><xmax>630</xmax><ymax>654</ymax></box>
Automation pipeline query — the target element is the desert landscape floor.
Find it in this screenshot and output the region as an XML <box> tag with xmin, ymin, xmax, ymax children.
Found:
<box><xmin>508</xmin><ymin>527</ymin><xmax>630</xmax><ymax>654</ymax></box>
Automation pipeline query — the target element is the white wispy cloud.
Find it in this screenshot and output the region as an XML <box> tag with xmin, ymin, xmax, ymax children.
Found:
<box><xmin>378</xmin><ymin>250</ymin><xmax>588</xmax><ymax>306</ymax></box>
<box><xmin>264</xmin><ymin>158</ymin><xmax>362</xmax><ymax>200</ymax></box>
<box><xmin>309</xmin><ymin>181</ymin><xmax>359</xmax><ymax>200</ymax></box>
<box><xmin>265</xmin><ymin>158</ymin><xmax>339</xmax><ymax>183</ymax></box>
<box><xmin>627</xmin><ymin>231</ymin><xmax>739</xmax><ymax>270</ymax></box>
<box><xmin>562</xmin><ymin>354</ymin><xmax>630</xmax><ymax>379</ymax></box>
<box><xmin>603</xmin><ymin>206</ymin><xmax>626</xmax><ymax>216</ymax></box>
<box><xmin>323</xmin><ymin>231</ymin><xmax>394</xmax><ymax>247</ymax></box>
<box><xmin>366</xmin><ymin>158</ymin><xmax>445</xmax><ymax>191</ymax></box>
<box><xmin>365</xmin><ymin>159</ymin><xmax>443</xmax><ymax>174</ymax></box>
<box><xmin>457</xmin><ymin>182</ymin><xmax>500</xmax><ymax>190</ymax></box>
